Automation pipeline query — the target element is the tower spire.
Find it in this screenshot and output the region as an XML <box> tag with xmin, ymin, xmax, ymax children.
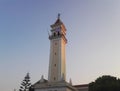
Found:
<box><xmin>58</xmin><ymin>13</ymin><xmax>60</xmax><ymax>19</ymax></box>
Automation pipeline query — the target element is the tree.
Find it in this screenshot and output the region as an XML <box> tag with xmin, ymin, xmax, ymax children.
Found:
<box><xmin>19</xmin><ymin>73</ymin><xmax>31</xmax><ymax>91</ymax></box>
<box><xmin>89</xmin><ymin>75</ymin><xmax>120</xmax><ymax>91</ymax></box>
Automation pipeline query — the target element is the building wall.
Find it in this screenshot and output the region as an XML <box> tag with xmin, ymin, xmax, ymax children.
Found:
<box><xmin>35</xmin><ymin>87</ymin><xmax>73</xmax><ymax>91</ymax></box>
<box><xmin>74</xmin><ymin>85</ymin><xmax>88</xmax><ymax>91</ymax></box>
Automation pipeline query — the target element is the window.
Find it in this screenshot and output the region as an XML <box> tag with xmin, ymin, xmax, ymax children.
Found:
<box><xmin>55</xmin><ymin>43</ymin><xmax>57</xmax><ymax>45</ymax></box>
<box><xmin>54</xmin><ymin>33</ymin><xmax>56</xmax><ymax>36</ymax></box>
<box><xmin>55</xmin><ymin>52</ymin><xmax>56</xmax><ymax>55</ymax></box>
<box><xmin>54</xmin><ymin>77</ymin><xmax>56</xmax><ymax>80</ymax></box>
<box><xmin>58</xmin><ymin>32</ymin><xmax>60</xmax><ymax>36</ymax></box>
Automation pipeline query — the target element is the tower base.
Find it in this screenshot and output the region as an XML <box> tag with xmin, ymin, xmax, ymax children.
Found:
<box><xmin>32</xmin><ymin>79</ymin><xmax>77</xmax><ymax>91</ymax></box>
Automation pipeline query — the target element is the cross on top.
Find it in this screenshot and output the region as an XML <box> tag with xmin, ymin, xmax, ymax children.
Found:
<box><xmin>58</xmin><ymin>13</ymin><xmax>60</xmax><ymax>19</ymax></box>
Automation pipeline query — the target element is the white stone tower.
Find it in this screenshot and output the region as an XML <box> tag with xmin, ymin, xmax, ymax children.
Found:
<box><xmin>33</xmin><ymin>15</ymin><xmax>78</xmax><ymax>91</ymax></box>
<box><xmin>48</xmin><ymin>14</ymin><xmax>67</xmax><ymax>82</ymax></box>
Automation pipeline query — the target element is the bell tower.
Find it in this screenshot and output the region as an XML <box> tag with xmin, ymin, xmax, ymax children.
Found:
<box><xmin>48</xmin><ymin>14</ymin><xmax>67</xmax><ymax>82</ymax></box>
<box><xmin>33</xmin><ymin>15</ymin><xmax>78</xmax><ymax>91</ymax></box>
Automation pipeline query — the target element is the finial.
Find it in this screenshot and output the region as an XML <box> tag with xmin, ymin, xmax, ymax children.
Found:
<box><xmin>41</xmin><ymin>75</ymin><xmax>44</xmax><ymax>79</ymax></box>
<box><xmin>58</xmin><ymin>13</ymin><xmax>60</xmax><ymax>19</ymax></box>
<box><xmin>40</xmin><ymin>75</ymin><xmax>44</xmax><ymax>82</ymax></box>
<box><xmin>61</xmin><ymin>73</ymin><xmax>65</xmax><ymax>81</ymax></box>
<box><xmin>69</xmin><ymin>78</ymin><xmax>72</xmax><ymax>85</ymax></box>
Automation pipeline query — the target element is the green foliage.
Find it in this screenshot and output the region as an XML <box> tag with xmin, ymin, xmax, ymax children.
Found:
<box><xmin>19</xmin><ymin>73</ymin><xmax>31</xmax><ymax>91</ymax></box>
<box><xmin>89</xmin><ymin>75</ymin><xmax>120</xmax><ymax>91</ymax></box>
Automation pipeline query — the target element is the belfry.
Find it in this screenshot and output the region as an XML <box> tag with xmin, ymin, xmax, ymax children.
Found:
<box><xmin>31</xmin><ymin>15</ymin><xmax>88</xmax><ymax>91</ymax></box>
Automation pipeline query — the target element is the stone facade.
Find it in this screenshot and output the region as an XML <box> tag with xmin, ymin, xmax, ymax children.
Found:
<box><xmin>33</xmin><ymin>78</ymin><xmax>77</xmax><ymax>91</ymax></box>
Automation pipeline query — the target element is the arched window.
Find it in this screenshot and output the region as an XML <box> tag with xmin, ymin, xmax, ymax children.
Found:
<box><xmin>54</xmin><ymin>77</ymin><xmax>56</xmax><ymax>80</ymax></box>
<box><xmin>58</xmin><ymin>32</ymin><xmax>60</xmax><ymax>36</ymax></box>
<box><xmin>54</xmin><ymin>32</ymin><xmax>56</xmax><ymax>36</ymax></box>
